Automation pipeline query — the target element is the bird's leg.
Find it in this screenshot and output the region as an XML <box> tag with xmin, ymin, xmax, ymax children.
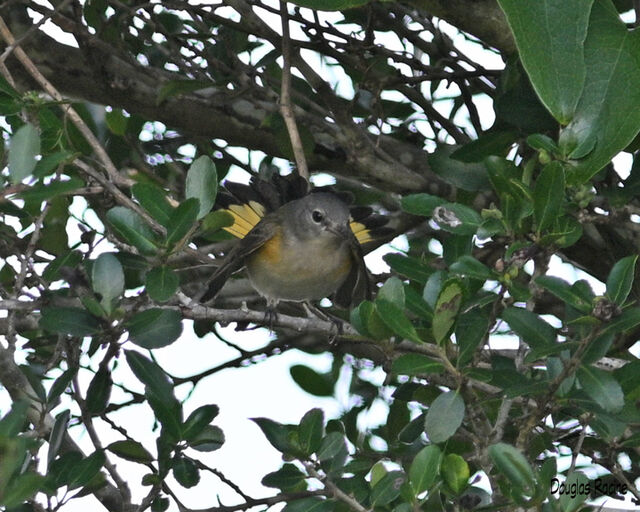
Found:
<box><xmin>263</xmin><ymin>298</ymin><xmax>278</xmax><ymax>332</ymax></box>
<box><xmin>302</xmin><ymin>302</ymin><xmax>344</xmax><ymax>341</ymax></box>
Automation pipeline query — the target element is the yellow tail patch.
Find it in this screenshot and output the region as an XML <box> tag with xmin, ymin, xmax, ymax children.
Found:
<box><xmin>223</xmin><ymin>201</ymin><xmax>266</xmax><ymax>238</ymax></box>
<box><xmin>350</xmin><ymin>220</ymin><xmax>372</xmax><ymax>244</ymax></box>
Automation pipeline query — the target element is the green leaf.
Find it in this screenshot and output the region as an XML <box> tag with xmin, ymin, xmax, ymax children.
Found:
<box><xmin>124</xmin><ymin>350</ymin><xmax>174</xmax><ymax>397</ymax></box>
<box><xmin>252</xmin><ymin>417</ymin><xmax>296</xmax><ymax>455</ymax></box>
<box><xmin>534</xmin><ymin>161</ymin><xmax>566</xmax><ymax>232</ymax></box>
<box><xmin>298</xmin><ymin>408</ymin><xmax>324</xmax><ymax>455</ymax></box>
<box><xmin>577</xmin><ymin>365</ymin><xmax>624</xmax><ymax>413</ymax></box>
<box><xmin>289</xmin><ymin>365</ymin><xmax>334</xmax><ymax>397</ymax></box>
<box><xmin>428</xmin><ymin>145</ymin><xmax>491</xmax><ymax>190</ymax></box>
<box><xmin>450</xmin><ymin>131</ymin><xmax>517</xmax><ymax>164</ymax></box>
<box><xmin>18</xmin><ymin>176</ymin><xmax>84</xmax><ymax>203</ymax></box>
<box><xmin>432</xmin><ymin>280</ymin><xmax>463</xmax><ymax>344</ymax></box>
<box><xmin>132</xmin><ymin>183</ymin><xmax>174</xmax><ymax>227</ymax></box>
<box><xmin>262</xmin><ymin>463</ymin><xmax>307</xmax><ymax>491</ymax></box>
<box><xmin>449</xmin><ymin>255</ymin><xmax>493</xmax><ymax>281</ymax></box>
<box><xmin>488</xmin><ymin>443</ymin><xmax>536</xmax><ymax>494</ymax></box>
<box><xmin>187</xmin><ymin>424</ymin><xmax>225</xmax><ymax>452</ymax></box>
<box><xmin>383</xmin><ymin>253</ymin><xmax>433</xmax><ymax>283</ymax></box>
<box><xmin>40</xmin><ymin>307</ymin><xmax>101</xmax><ymax>336</ymax></box>
<box><xmin>2</xmin><ymin>473</ymin><xmax>44</xmax><ymax>508</ymax></box>
<box><xmin>606</xmin><ymin>255</ymin><xmax>638</xmax><ymax>305</ymax></box>
<box><xmin>401</xmin><ymin>193</ymin><xmax>446</xmax><ymax>217</ymax></box>
<box><xmin>127</xmin><ymin>308</ymin><xmax>183</xmax><ymax>349</ymax></box>
<box><xmin>501</xmin><ymin>307</ymin><xmax>555</xmax><ymax>350</ymax></box>
<box><xmin>601</xmin><ymin>307</ymin><xmax>640</xmax><ymax>335</ymax></box>
<box><xmin>559</xmin><ymin>471</ymin><xmax>591</xmax><ymax>512</ymax></box>
<box><xmin>85</xmin><ymin>367</ymin><xmax>112</xmax><ymax>415</ymax></box>
<box><xmin>43</xmin><ymin>250</ymin><xmax>83</xmax><ymax>282</ymax></box>
<box><xmin>172</xmin><ymin>456</ymin><xmax>200</xmax><ymax>488</ymax></box>
<box><xmin>91</xmin><ymin>253</ymin><xmax>124</xmax><ymax>313</ymax></box>
<box><xmin>165</xmin><ymin>198</ymin><xmax>199</xmax><ymax>247</ymax></box>
<box><xmin>456</xmin><ymin>308</ymin><xmax>491</xmax><ymax>366</ymax></box>
<box><xmin>67</xmin><ymin>450</ymin><xmax>107</xmax><ymax>490</ymax></box>
<box><xmin>527</xmin><ymin>134</ymin><xmax>560</xmax><ymax>154</ymax></box>
<box><xmin>317</xmin><ymin>431</ymin><xmax>348</xmax><ymax>472</ymax></box>
<box><xmin>106</xmin><ymin>206</ymin><xmax>159</xmax><ymax>255</ymax></box>
<box><xmin>186</xmin><ymin>156</ymin><xmax>218</xmax><ymax>219</ymax></box>
<box><xmin>433</xmin><ymin>203</ymin><xmax>482</xmax><ymax>235</ymax></box>
<box><xmin>9</xmin><ymin>123</ymin><xmax>40</xmax><ymax>183</ymax></box>
<box><xmin>442</xmin><ymin>453</ymin><xmax>469</xmax><ymax>495</ymax></box>
<box><xmin>47</xmin><ymin>368</ymin><xmax>77</xmax><ymax>406</ymax></box>
<box><xmin>409</xmin><ymin>444</ymin><xmax>442</xmax><ymax>495</ymax></box>
<box><xmin>424</xmin><ymin>391</ymin><xmax>465</xmax><ymax>443</ymax></box>
<box><xmin>423</xmin><ymin>270</ymin><xmax>445</xmax><ymax>308</ymax></box>
<box><xmin>287</xmin><ymin>0</ymin><xmax>370</xmax><ymax>10</ymax></box>
<box><xmin>497</xmin><ymin>0</ymin><xmax>592</xmax><ymax>124</ymax></box>
<box><xmin>282</xmin><ymin>497</ymin><xmax>334</xmax><ymax>512</ymax></box>
<box><xmin>47</xmin><ymin>410</ymin><xmax>70</xmax><ymax>468</ymax></box>
<box><xmin>391</xmin><ymin>354</ymin><xmax>443</xmax><ymax>376</ymax></box>
<box><xmin>107</xmin><ymin>440</ymin><xmax>154</xmax><ymax>464</ymax></box>
<box><xmin>182</xmin><ymin>405</ymin><xmax>220</xmax><ymax>441</ymax></box>
<box><xmin>559</xmin><ymin>0</ymin><xmax>640</xmax><ymax>182</ymax></box>
<box><xmin>371</xmin><ymin>470</ymin><xmax>406</xmax><ymax>506</ymax></box>
<box><xmin>377</xmin><ymin>276</ymin><xmax>405</xmax><ymax>308</ymax></box>
<box><xmin>534</xmin><ymin>275</ymin><xmax>592</xmax><ymax>313</ymax></box>
<box><xmin>105</xmin><ymin>108</ymin><xmax>128</xmax><ymax>135</ymax></box>
<box><xmin>376</xmin><ymin>299</ymin><xmax>422</xmax><ymax>343</ymax></box>
<box><xmin>145</xmin><ymin>266</ymin><xmax>179</xmax><ymax>303</ymax></box>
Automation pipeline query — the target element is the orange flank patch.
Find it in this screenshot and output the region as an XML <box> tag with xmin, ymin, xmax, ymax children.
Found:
<box><xmin>257</xmin><ymin>231</ymin><xmax>283</xmax><ymax>264</ymax></box>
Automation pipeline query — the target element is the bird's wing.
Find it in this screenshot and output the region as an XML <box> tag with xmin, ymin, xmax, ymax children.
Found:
<box><xmin>200</xmin><ymin>217</ymin><xmax>280</xmax><ymax>302</ymax></box>
<box><xmin>333</xmin><ymin>233</ymin><xmax>371</xmax><ymax>308</ymax></box>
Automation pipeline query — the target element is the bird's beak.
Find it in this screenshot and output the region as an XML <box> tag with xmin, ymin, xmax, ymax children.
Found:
<box><xmin>327</xmin><ymin>222</ymin><xmax>356</xmax><ymax>244</ymax></box>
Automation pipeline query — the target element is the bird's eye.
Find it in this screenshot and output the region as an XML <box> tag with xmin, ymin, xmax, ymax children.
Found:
<box><xmin>312</xmin><ymin>210</ymin><xmax>324</xmax><ymax>223</ymax></box>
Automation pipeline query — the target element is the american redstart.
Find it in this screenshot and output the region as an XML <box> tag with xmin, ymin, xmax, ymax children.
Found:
<box><xmin>200</xmin><ymin>174</ymin><xmax>388</xmax><ymax>308</ymax></box>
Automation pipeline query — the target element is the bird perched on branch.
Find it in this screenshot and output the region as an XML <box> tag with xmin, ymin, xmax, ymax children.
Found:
<box><xmin>200</xmin><ymin>173</ymin><xmax>388</xmax><ymax>310</ymax></box>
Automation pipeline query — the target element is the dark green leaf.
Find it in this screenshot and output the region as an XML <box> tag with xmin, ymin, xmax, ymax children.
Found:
<box><xmin>172</xmin><ymin>456</ymin><xmax>200</xmax><ymax>488</ymax></box>
<box><xmin>182</xmin><ymin>405</ymin><xmax>220</xmax><ymax>441</ymax></box>
<box><xmin>383</xmin><ymin>253</ymin><xmax>433</xmax><ymax>283</ymax></box>
<box><xmin>501</xmin><ymin>307</ymin><xmax>555</xmax><ymax>350</ymax></box>
<box><xmin>488</xmin><ymin>443</ymin><xmax>536</xmax><ymax>493</ymax></box>
<box><xmin>432</xmin><ymin>280</ymin><xmax>463</xmax><ymax>344</ymax></box>
<box><xmin>156</xmin><ymin>79</ymin><xmax>212</xmax><ymax>105</ymax></box>
<box><xmin>559</xmin><ymin>471</ymin><xmax>590</xmax><ymax>512</ymax></box>
<box><xmin>371</xmin><ymin>470</ymin><xmax>406</xmax><ymax>506</ymax></box>
<box><xmin>527</xmin><ymin>134</ymin><xmax>560</xmax><ymax>154</ymax></box>
<box><xmin>534</xmin><ymin>162</ymin><xmax>566</xmax><ymax>232</ymax></box>
<box><xmin>124</xmin><ymin>350</ymin><xmax>174</xmax><ymax>397</ymax></box>
<box><xmin>67</xmin><ymin>450</ymin><xmax>106</xmax><ymax>490</ymax></box>
<box><xmin>262</xmin><ymin>463</ymin><xmax>307</xmax><ymax>491</ymax></box>
<box><xmin>40</xmin><ymin>307</ymin><xmax>101</xmax><ymax>336</ymax></box>
<box><xmin>9</xmin><ymin>123</ymin><xmax>40</xmax><ymax>184</ymax></box>
<box><xmin>456</xmin><ymin>308</ymin><xmax>491</xmax><ymax>366</ymax></box>
<box><xmin>18</xmin><ymin>177</ymin><xmax>83</xmax><ymax>203</ymax></box>
<box><xmin>47</xmin><ymin>368</ymin><xmax>77</xmax><ymax>406</ymax></box>
<box><xmin>132</xmin><ymin>183</ymin><xmax>174</xmax><ymax>227</ymax></box>
<box><xmin>401</xmin><ymin>193</ymin><xmax>446</xmax><ymax>217</ymax></box>
<box><xmin>450</xmin><ymin>131</ymin><xmax>516</xmax><ymax>164</ymax></box>
<box><xmin>497</xmin><ymin>0</ymin><xmax>591</xmax><ymax>123</ymax></box>
<box><xmin>165</xmin><ymin>198</ymin><xmax>199</xmax><ymax>247</ymax></box>
<box><xmin>43</xmin><ymin>250</ymin><xmax>83</xmax><ymax>282</ymax></box>
<box><xmin>577</xmin><ymin>365</ymin><xmax>624</xmax><ymax>413</ymax></box>
<box><xmin>107</xmin><ymin>440</ymin><xmax>154</xmax><ymax>464</ymax></box>
<box><xmin>559</xmin><ymin>0</ymin><xmax>640</xmax><ymax>182</ymax></box>
<box><xmin>449</xmin><ymin>255</ymin><xmax>493</xmax><ymax>280</ymax></box>
<box><xmin>252</xmin><ymin>417</ymin><xmax>296</xmax><ymax>455</ymax></box>
<box><xmin>145</xmin><ymin>266</ymin><xmax>179</xmax><ymax>303</ymax></box>
<box><xmin>429</xmin><ymin>145</ymin><xmax>491</xmax><ymax>190</ymax></box>
<box><xmin>281</xmin><ymin>497</ymin><xmax>334</xmax><ymax>512</ymax></box>
<box><xmin>391</xmin><ymin>354</ymin><xmax>443</xmax><ymax>376</ymax></box>
<box><xmin>289</xmin><ymin>365</ymin><xmax>334</xmax><ymax>397</ymax></box>
<box><xmin>105</xmin><ymin>108</ymin><xmax>128</xmax><ymax>135</ymax></box>
<box><xmin>85</xmin><ymin>367</ymin><xmax>112</xmax><ymax>415</ymax></box>
<box><xmin>433</xmin><ymin>203</ymin><xmax>482</xmax><ymax>235</ymax></box>
<box><xmin>376</xmin><ymin>299</ymin><xmax>422</xmax><ymax>343</ymax></box>
<box><xmin>187</xmin><ymin>424</ymin><xmax>225</xmax><ymax>452</ymax></box>
<box><xmin>106</xmin><ymin>206</ymin><xmax>159</xmax><ymax>255</ymax></box>
<box><xmin>186</xmin><ymin>156</ymin><xmax>218</xmax><ymax>219</ymax></box>
<box><xmin>47</xmin><ymin>410</ymin><xmax>70</xmax><ymax>468</ymax></box>
<box><xmin>377</xmin><ymin>276</ymin><xmax>405</xmax><ymax>308</ymax></box>
<box><xmin>534</xmin><ymin>275</ymin><xmax>592</xmax><ymax>313</ymax></box>
<box><xmin>317</xmin><ymin>431</ymin><xmax>348</xmax><ymax>471</ymax></box>
<box><xmin>2</xmin><ymin>473</ymin><xmax>44</xmax><ymax>508</ymax></box>
<box><xmin>298</xmin><ymin>408</ymin><xmax>324</xmax><ymax>455</ymax></box>
<box><xmin>424</xmin><ymin>391</ymin><xmax>465</xmax><ymax>443</ymax></box>
<box><xmin>409</xmin><ymin>444</ymin><xmax>442</xmax><ymax>495</ymax></box>
<box><xmin>606</xmin><ymin>255</ymin><xmax>637</xmax><ymax>305</ymax></box>
<box><xmin>127</xmin><ymin>308</ymin><xmax>183</xmax><ymax>349</ymax></box>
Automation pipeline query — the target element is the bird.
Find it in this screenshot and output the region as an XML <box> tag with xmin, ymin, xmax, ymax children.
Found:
<box><xmin>200</xmin><ymin>173</ymin><xmax>388</xmax><ymax>310</ymax></box>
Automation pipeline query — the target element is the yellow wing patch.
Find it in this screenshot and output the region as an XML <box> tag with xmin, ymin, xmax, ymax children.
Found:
<box><xmin>223</xmin><ymin>201</ymin><xmax>266</xmax><ymax>238</ymax></box>
<box><xmin>350</xmin><ymin>220</ymin><xmax>372</xmax><ymax>245</ymax></box>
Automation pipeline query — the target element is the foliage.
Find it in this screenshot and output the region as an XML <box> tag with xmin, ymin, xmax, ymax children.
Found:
<box><xmin>0</xmin><ymin>1</ymin><xmax>640</xmax><ymax>511</ymax></box>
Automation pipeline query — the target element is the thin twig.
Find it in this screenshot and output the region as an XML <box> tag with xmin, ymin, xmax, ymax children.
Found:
<box><xmin>279</xmin><ymin>1</ymin><xmax>309</xmax><ymax>180</ymax></box>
